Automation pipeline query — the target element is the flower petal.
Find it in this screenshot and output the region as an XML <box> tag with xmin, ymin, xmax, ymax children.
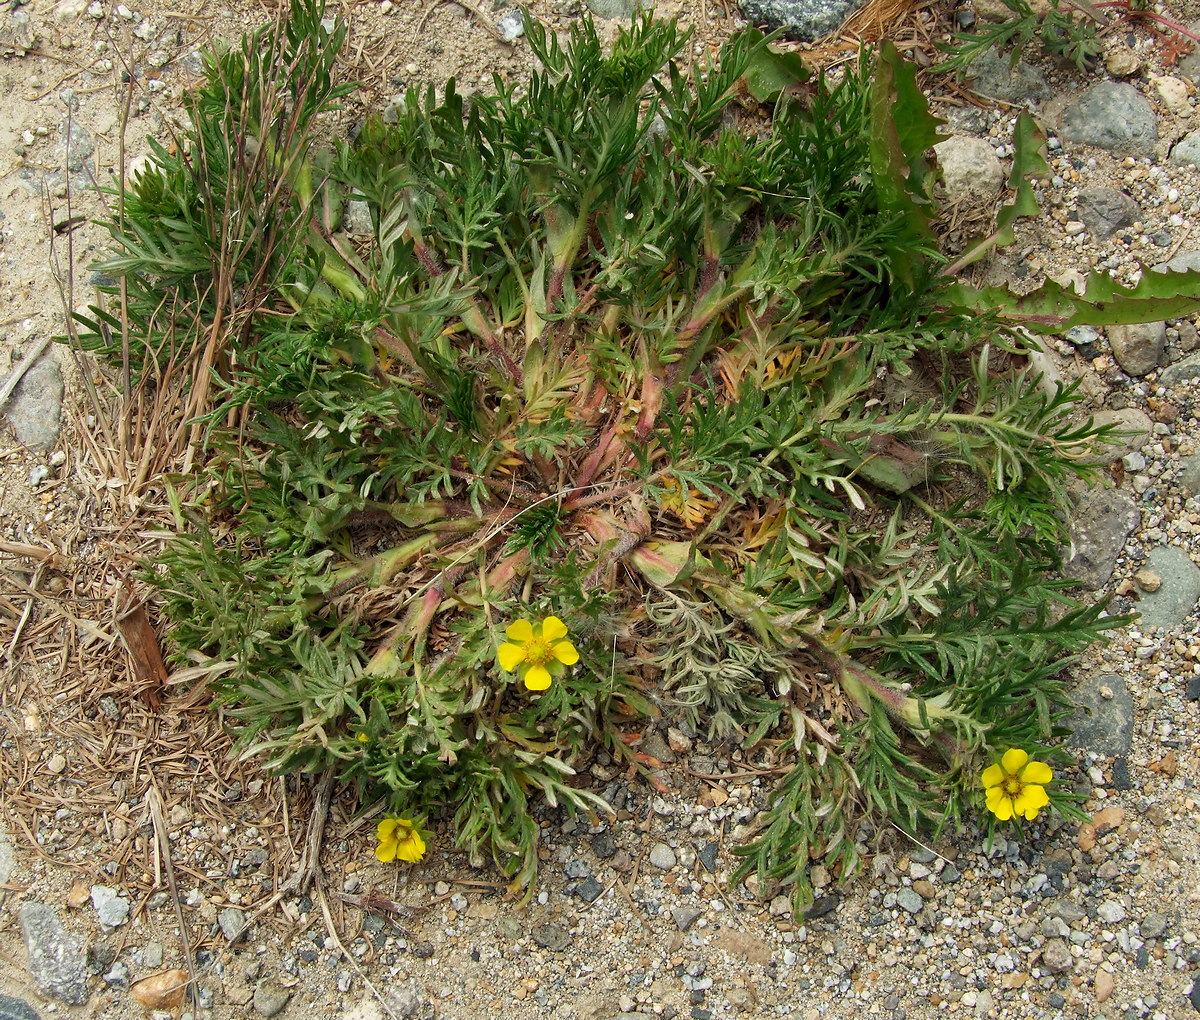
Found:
<box><xmin>1018</xmin><ymin>759</ymin><xmax>1053</xmax><ymax>786</ymax></box>
<box><xmin>989</xmin><ymin>795</ymin><xmax>1014</xmax><ymax>821</ymax></box>
<box><xmin>396</xmin><ymin>831</ymin><xmax>426</xmax><ymax>862</ymax></box>
<box><xmin>985</xmin><ymin>786</ymin><xmax>1007</xmax><ymax>811</ymax></box>
<box><xmin>375</xmin><ymin>838</ymin><xmax>398</xmax><ymax>863</ymax></box>
<box><xmin>981</xmin><ymin>764</ymin><xmax>1005</xmax><ymax>789</ymax></box>
<box><xmin>1014</xmin><ymin>784</ymin><xmax>1049</xmax><ymax>820</ymax></box>
<box><xmin>376</xmin><ymin>818</ymin><xmax>398</xmax><ymax>842</ymax></box>
<box><xmin>506</xmin><ymin>619</ymin><xmax>534</xmax><ymax>642</ymax></box>
<box><xmin>524</xmin><ymin>665</ymin><xmax>552</xmax><ymax>690</ymax></box>
<box><xmin>497</xmin><ymin>642</ymin><xmax>526</xmax><ymax>672</ymax></box>
<box><xmin>552</xmin><ymin>640</ymin><xmax>579</xmax><ymax>666</ymax></box>
<box><xmin>1000</xmin><ymin>748</ymin><xmax>1029</xmax><ymax>776</ymax></box>
<box><xmin>541</xmin><ymin>616</ymin><xmax>568</xmax><ymax>642</ymax></box>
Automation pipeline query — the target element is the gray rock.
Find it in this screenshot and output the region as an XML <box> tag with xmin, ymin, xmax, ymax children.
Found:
<box><xmin>531</xmin><ymin>923</ymin><xmax>571</xmax><ymax>951</ymax></box>
<box><xmin>934</xmin><ymin>136</ymin><xmax>1005</xmax><ymax>206</ymax></box>
<box><xmin>90</xmin><ymin>885</ymin><xmax>130</xmax><ymax>928</ymax></box>
<box><xmin>4</xmin><ymin>349</ymin><xmax>63</xmax><ymax>452</ymax></box>
<box><xmin>671</xmin><ymin>906</ymin><xmax>703</xmax><ymax>931</ymax></box>
<box><xmin>253</xmin><ymin>980</ymin><xmax>291</xmax><ymax>1017</ymax></box>
<box><xmin>1178</xmin><ymin>452</ymin><xmax>1200</xmax><ymax>498</ymax></box>
<box><xmin>1061</xmin><ymin>486</ymin><xmax>1140</xmax><ymax>590</ymax></box>
<box><xmin>1153</xmin><ymin>248</ymin><xmax>1200</xmax><ymax>275</ymax></box>
<box><xmin>967</xmin><ymin>47</ymin><xmax>1052</xmax><ymax>103</ymax></box>
<box><xmin>60</xmin><ymin>119</ymin><xmax>94</xmax><ymax>172</ymax></box>
<box><xmin>387</xmin><ymin>984</ymin><xmax>424</xmax><ymax>1019</ymax></box>
<box><xmin>218</xmin><ymin>906</ymin><xmax>247</xmax><ymax>942</ymax></box>
<box><xmin>1108</xmin><ymin>321</ymin><xmax>1166</xmax><ymax>376</ymax></box>
<box><xmin>0</xmin><ymin>829</ymin><xmax>12</xmax><ymax>886</ymax></box>
<box><xmin>592</xmin><ymin>830</ymin><xmax>617</xmax><ymax>860</ymax></box>
<box><xmin>1049</xmin><ymin>898</ymin><xmax>1088</xmax><ymax>922</ymax></box>
<box><xmin>1136</xmin><ymin>545</ymin><xmax>1200</xmax><ymax>629</ymax></box>
<box><xmin>102</xmin><ymin>961</ymin><xmax>129</xmax><ymax>987</ymax></box>
<box><xmin>0</xmin><ymin>995</ymin><xmax>40</xmax><ymax>1020</ymax></box>
<box><xmin>18</xmin><ymin>902</ymin><xmax>88</xmax><ymax>1005</ymax></box>
<box><xmin>343</xmin><ymin>200</ymin><xmax>372</xmax><ymax>236</ymax></box>
<box><xmin>1140</xmin><ymin>912</ymin><xmax>1169</xmax><ymax>939</ymax></box>
<box><xmin>648</xmin><ymin>843</ymin><xmax>677</xmax><ymax>870</ymax></box>
<box><xmin>739</xmin><ymin>0</ymin><xmax>865</xmax><ymax>41</ymax></box>
<box><xmin>698</xmin><ymin>841</ymin><xmax>719</xmax><ymax>873</ymax></box>
<box><xmin>896</xmin><ymin>887</ymin><xmax>923</xmax><ymax>914</ymax></box>
<box><xmin>496</xmin><ymin>9</ymin><xmax>524</xmax><ymax>41</ymax></box>
<box><xmin>1090</xmin><ymin>408</ymin><xmax>1152</xmax><ymax>461</ymax></box>
<box><xmin>1097</xmin><ymin>899</ymin><xmax>1127</xmax><ymax>923</ymax></box>
<box><xmin>576</xmin><ymin>876</ymin><xmax>605</xmax><ymax>902</ymax></box>
<box><xmin>1160</xmin><ymin>353</ymin><xmax>1200</xmax><ymax>388</ymax></box>
<box><xmin>1059</xmin><ymin>83</ymin><xmax>1158</xmax><ymax>157</ymax></box>
<box><xmin>137</xmin><ymin>942</ymin><xmax>164</xmax><ymax>968</ymax></box>
<box><xmin>1068</xmin><ymin>672</ymin><xmax>1134</xmax><ymax>756</ymax></box>
<box><xmin>1074</xmin><ymin>187</ymin><xmax>1141</xmax><ymax>240</ymax></box>
<box><xmin>585</xmin><ymin>0</ymin><xmax>642</xmax><ymax>17</ymax></box>
<box><xmin>1170</xmin><ymin>130</ymin><xmax>1200</xmax><ymax>167</ymax></box>
<box><xmin>1042</xmin><ymin>937</ymin><xmax>1074</xmax><ymax>973</ymax></box>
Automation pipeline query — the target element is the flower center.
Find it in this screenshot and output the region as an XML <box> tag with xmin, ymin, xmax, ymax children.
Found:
<box><xmin>1003</xmin><ymin>777</ymin><xmax>1022</xmax><ymax>797</ymax></box>
<box><xmin>524</xmin><ymin>637</ymin><xmax>553</xmax><ymax>667</ymax></box>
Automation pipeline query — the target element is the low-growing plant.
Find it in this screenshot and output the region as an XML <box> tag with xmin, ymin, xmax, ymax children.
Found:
<box><xmin>76</xmin><ymin>0</ymin><xmax>1200</xmax><ymax>912</ymax></box>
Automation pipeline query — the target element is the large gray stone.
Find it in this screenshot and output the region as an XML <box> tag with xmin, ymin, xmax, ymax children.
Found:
<box><xmin>1153</xmin><ymin>248</ymin><xmax>1200</xmax><ymax>275</ymax></box>
<box><xmin>967</xmin><ymin>47</ymin><xmax>1052</xmax><ymax>103</ymax></box>
<box><xmin>1068</xmin><ymin>672</ymin><xmax>1134</xmax><ymax>756</ymax></box>
<box><xmin>1178</xmin><ymin>452</ymin><xmax>1200</xmax><ymax>498</ymax></box>
<box><xmin>739</xmin><ymin>0</ymin><xmax>865</xmax><ymax>41</ymax></box>
<box><xmin>1059</xmin><ymin>83</ymin><xmax>1158</xmax><ymax>157</ymax></box>
<box><xmin>1108</xmin><ymin>321</ymin><xmax>1166</xmax><ymax>377</ymax></box>
<box><xmin>4</xmin><ymin>350</ymin><xmax>63</xmax><ymax>452</ymax></box>
<box><xmin>934</xmin><ymin>136</ymin><xmax>1005</xmax><ymax>206</ymax></box>
<box><xmin>1136</xmin><ymin>545</ymin><xmax>1200</xmax><ymax>630</ymax></box>
<box><xmin>18</xmin><ymin>902</ymin><xmax>88</xmax><ymax>1006</ymax></box>
<box><xmin>1061</xmin><ymin>487</ymin><xmax>1140</xmax><ymax>590</ymax></box>
<box><xmin>1074</xmin><ymin>187</ymin><xmax>1141</xmax><ymax>240</ymax></box>
<box><xmin>585</xmin><ymin>0</ymin><xmax>643</xmax><ymax>16</ymax></box>
<box><xmin>1088</xmin><ymin>408</ymin><xmax>1152</xmax><ymax>462</ymax></box>
<box><xmin>1159</xmin><ymin>353</ymin><xmax>1200</xmax><ymax>388</ymax></box>
<box><xmin>0</xmin><ymin>829</ymin><xmax>12</xmax><ymax>886</ymax></box>
<box><xmin>0</xmin><ymin>995</ymin><xmax>40</xmax><ymax>1020</ymax></box>
<box><xmin>90</xmin><ymin>885</ymin><xmax>130</xmax><ymax>928</ymax></box>
<box><xmin>1169</xmin><ymin>129</ymin><xmax>1200</xmax><ymax>167</ymax></box>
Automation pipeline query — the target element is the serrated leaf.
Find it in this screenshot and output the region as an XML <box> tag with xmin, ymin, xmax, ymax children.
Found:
<box><xmin>740</xmin><ymin>30</ymin><xmax>811</xmax><ymax>103</ymax></box>
<box><xmin>943</xmin><ymin>266</ymin><xmax>1200</xmax><ymax>330</ymax></box>
<box><xmin>868</xmin><ymin>42</ymin><xmax>946</xmax><ymax>277</ymax></box>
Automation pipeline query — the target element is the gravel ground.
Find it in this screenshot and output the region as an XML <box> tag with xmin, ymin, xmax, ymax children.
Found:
<box><xmin>2</xmin><ymin>1</ymin><xmax>1200</xmax><ymax>1019</ymax></box>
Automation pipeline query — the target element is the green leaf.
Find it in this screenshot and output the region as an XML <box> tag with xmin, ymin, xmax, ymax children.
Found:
<box><xmin>944</xmin><ymin>266</ymin><xmax>1200</xmax><ymax>331</ymax></box>
<box><xmin>740</xmin><ymin>30</ymin><xmax>810</xmax><ymax>103</ymax></box>
<box><xmin>868</xmin><ymin>42</ymin><xmax>945</xmax><ymax>281</ymax></box>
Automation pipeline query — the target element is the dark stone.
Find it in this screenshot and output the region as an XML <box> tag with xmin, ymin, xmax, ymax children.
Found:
<box><xmin>576</xmin><ymin>876</ymin><xmax>605</xmax><ymax>903</ymax></box>
<box><xmin>867</xmin><ymin>911</ymin><xmax>891</xmax><ymax>926</ymax></box>
<box><xmin>1074</xmin><ymin>187</ymin><xmax>1141</xmax><ymax>240</ymax></box>
<box><xmin>941</xmin><ymin>864</ymin><xmax>961</xmax><ymax>883</ymax></box>
<box><xmin>1068</xmin><ymin>673</ymin><xmax>1134</xmax><ymax>756</ymax></box>
<box><xmin>967</xmin><ymin>47</ymin><xmax>1052</xmax><ymax>103</ymax></box>
<box><xmin>531</xmin><ymin>923</ymin><xmax>571</xmax><ymax>952</ymax></box>
<box><xmin>410</xmin><ymin>941</ymin><xmax>435</xmax><ymax>959</ymax></box>
<box><xmin>803</xmin><ymin>894</ymin><xmax>839</xmax><ymax>920</ymax></box>
<box><xmin>1061</xmin><ymin>487</ymin><xmax>1140</xmax><ymax>590</ymax></box>
<box><xmin>1136</xmin><ymin>946</ymin><xmax>1150</xmax><ymax>969</ymax></box>
<box><xmin>592</xmin><ymin>830</ymin><xmax>617</xmax><ymax>860</ymax></box>
<box><xmin>1187</xmin><ymin>675</ymin><xmax>1200</xmax><ymax>701</ymax></box>
<box><xmin>698</xmin><ymin>841</ymin><xmax>719</xmax><ymax>873</ymax></box>
<box><xmin>739</xmin><ymin>0</ymin><xmax>866</xmax><ymax>41</ymax></box>
<box><xmin>18</xmin><ymin>903</ymin><xmax>88</xmax><ymax>1006</ymax></box>
<box><xmin>0</xmin><ymin>995</ymin><xmax>40</xmax><ymax>1020</ymax></box>
<box><xmin>1059</xmin><ymin>82</ymin><xmax>1158</xmax><ymax>157</ymax></box>
<box><xmin>1190</xmin><ymin>974</ymin><xmax>1200</xmax><ymax>1011</ymax></box>
<box><xmin>1112</xmin><ymin>756</ymin><xmax>1133</xmax><ymax>790</ymax></box>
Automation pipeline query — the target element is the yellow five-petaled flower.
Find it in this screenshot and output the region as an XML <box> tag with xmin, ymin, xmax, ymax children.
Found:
<box><xmin>981</xmin><ymin>749</ymin><xmax>1053</xmax><ymax>822</ymax></box>
<box><xmin>496</xmin><ymin>616</ymin><xmax>579</xmax><ymax>691</ymax></box>
<box><xmin>376</xmin><ymin>817</ymin><xmax>426</xmax><ymax>863</ymax></box>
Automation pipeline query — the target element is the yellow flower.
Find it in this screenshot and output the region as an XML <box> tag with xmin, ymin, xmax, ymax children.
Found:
<box><xmin>375</xmin><ymin>818</ymin><xmax>426</xmax><ymax>863</ymax></box>
<box><xmin>981</xmin><ymin>749</ymin><xmax>1053</xmax><ymax>822</ymax></box>
<box><xmin>496</xmin><ymin>616</ymin><xmax>579</xmax><ymax>691</ymax></box>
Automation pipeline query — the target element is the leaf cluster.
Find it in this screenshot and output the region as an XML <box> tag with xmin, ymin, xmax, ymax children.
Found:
<box><xmin>89</xmin><ymin>0</ymin><xmax>1177</xmax><ymax>913</ymax></box>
